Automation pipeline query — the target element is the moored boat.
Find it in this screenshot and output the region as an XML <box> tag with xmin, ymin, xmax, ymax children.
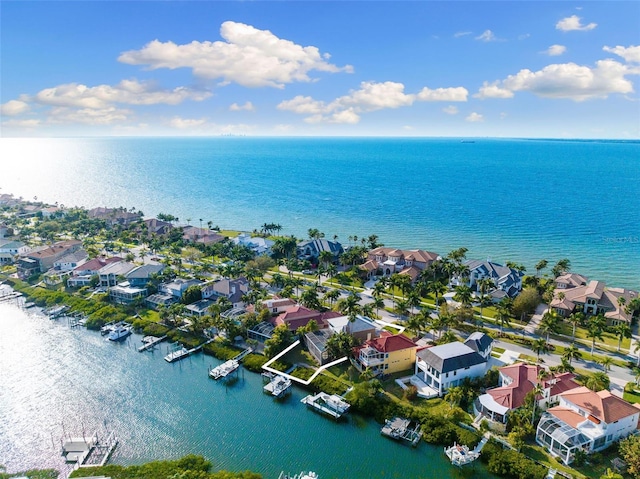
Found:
<box><xmin>107</xmin><ymin>323</ymin><xmax>132</xmax><ymax>342</ymax></box>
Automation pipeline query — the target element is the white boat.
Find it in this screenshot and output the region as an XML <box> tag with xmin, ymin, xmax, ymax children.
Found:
<box><xmin>278</xmin><ymin>472</ymin><xmax>318</xmax><ymax>479</ymax></box>
<box><xmin>208</xmin><ymin>359</ymin><xmax>239</xmax><ymax>379</ymax></box>
<box><xmin>107</xmin><ymin>323</ymin><xmax>132</xmax><ymax>342</ymax></box>
<box><xmin>164</xmin><ymin>346</ymin><xmax>190</xmax><ymax>363</ymax></box>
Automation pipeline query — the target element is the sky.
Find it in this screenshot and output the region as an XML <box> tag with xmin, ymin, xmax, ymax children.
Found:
<box><xmin>1</xmin><ymin>1</ymin><xmax>639</xmax><ymax>138</ymax></box>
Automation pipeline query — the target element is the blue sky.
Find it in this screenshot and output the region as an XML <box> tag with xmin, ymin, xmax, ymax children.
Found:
<box><xmin>1</xmin><ymin>1</ymin><xmax>639</xmax><ymax>138</ymax></box>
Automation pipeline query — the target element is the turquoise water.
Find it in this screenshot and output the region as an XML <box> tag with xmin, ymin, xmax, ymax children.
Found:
<box><xmin>0</xmin><ymin>137</ymin><xmax>638</xmax><ymax>288</ymax></box>
<box><xmin>0</xmin><ymin>301</ymin><xmax>495</xmax><ymax>478</ymax></box>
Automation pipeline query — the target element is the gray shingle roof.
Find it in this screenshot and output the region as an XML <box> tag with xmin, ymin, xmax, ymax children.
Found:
<box><xmin>464</xmin><ymin>332</ymin><xmax>493</xmax><ymax>354</ymax></box>
<box><xmin>417</xmin><ymin>342</ymin><xmax>486</xmax><ymax>373</ymax></box>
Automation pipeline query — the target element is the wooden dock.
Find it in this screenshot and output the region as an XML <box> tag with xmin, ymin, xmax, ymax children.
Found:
<box><xmin>380</xmin><ymin>417</ymin><xmax>422</xmax><ymax>446</ymax></box>
<box><xmin>300</xmin><ymin>392</ymin><xmax>350</xmax><ymax>420</ymax></box>
<box><xmin>138</xmin><ymin>335</ymin><xmax>168</xmax><ymax>352</ymax></box>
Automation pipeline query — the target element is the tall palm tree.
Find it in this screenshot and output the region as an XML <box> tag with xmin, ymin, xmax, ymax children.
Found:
<box><xmin>538</xmin><ymin>311</ymin><xmax>560</xmax><ymax>343</ymax></box>
<box><xmin>531</xmin><ymin>382</ymin><xmax>545</xmax><ymax>425</ymax></box>
<box><xmin>562</xmin><ymin>344</ymin><xmax>582</xmax><ymax>365</ymax></box>
<box><xmin>476</xmin><ymin>278</ymin><xmax>494</xmax><ymax>317</ymax></box>
<box><xmin>445</xmin><ymin>386</ymin><xmax>464</xmax><ymax>409</ymax></box>
<box><xmin>535</xmin><ymin>259</ymin><xmax>548</xmax><ymax>278</ymax></box>
<box><xmin>597</xmin><ymin>356</ymin><xmax>614</xmax><ymax>372</ymax></box>
<box><xmin>453</xmin><ymin>284</ymin><xmax>473</xmax><ymax>308</ymax></box>
<box><xmin>532</xmin><ymin>338</ymin><xmax>549</xmax><ymax>362</ymax></box>
<box><xmin>323</xmin><ymin>289</ymin><xmax>341</xmax><ymax>309</ymax></box>
<box><xmin>613</xmin><ymin>323</ymin><xmax>632</xmax><ymax>352</ymax></box>
<box><xmin>567</xmin><ymin>312</ymin><xmax>584</xmax><ymax>344</ymax></box>
<box><xmin>428</xmin><ymin>280</ymin><xmax>447</xmax><ymax>311</ymax></box>
<box><xmin>586</xmin><ymin>314</ymin><xmax>606</xmax><ymax>355</ymax></box>
<box><xmin>496</xmin><ymin>299</ymin><xmax>512</xmax><ymax>334</ymax></box>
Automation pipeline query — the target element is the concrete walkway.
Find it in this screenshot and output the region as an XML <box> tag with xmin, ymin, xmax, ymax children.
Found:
<box><xmin>524</xmin><ymin>303</ymin><xmax>548</xmax><ymax>334</ymax></box>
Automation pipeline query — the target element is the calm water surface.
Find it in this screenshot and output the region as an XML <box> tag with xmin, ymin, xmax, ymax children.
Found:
<box><xmin>0</xmin><ymin>299</ymin><xmax>495</xmax><ymax>479</ymax></box>
<box><xmin>0</xmin><ymin>137</ymin><xmax>638</xmax><ymax>289</ymax></box>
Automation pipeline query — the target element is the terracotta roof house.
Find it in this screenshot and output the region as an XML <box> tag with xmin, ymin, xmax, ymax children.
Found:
<box><xmin>414</xmin><ymin>335</ymin><xmax>492</xmax><ymax>398</ymax></box>
<box><xmin>475</xmin><ymin>364</ymin><xmax>581</xmax><ymax>427</ymax></box>
<box><xmin>354</xmin><ymin>331</ymin><xmax>419</xmax><ymax>376</ymax></box>
<box><xmin>459</xmin><ymin>259</ymin><xmax>524</xmax><ymax>299</ymax></box>
<box><xmin>17</xmin><ymin>240</ymin><xmax>82</xmax><ymax>278</ymax></box>
<box><xmin>297</xmin><ymin>239</ymin><xmax>343</xmax><ymax>263</ymax></box>
<box><xmin>272</xmin><ymin>305</ymin><xmax>341</xmax><ymax>332</ymax></box>
<box><xmin>142</xmin><ymin>218</ymin><xmax>173</xmax><ymax>236</ymax></box>
<box><xmin>360</xmin><ymin>247</ymin><xmax>440</xmax><ymax>281</ymax></box>
<box><xmin>261</xmin><ymin>297</ymin><xmax>297</xmax><ymax>315</ymax></box>
<box><xmin>182</xmin><ymin>226</ymin><xmax>225</xmax><ymax>245</ymax></box>
<box><xmin>554</xmin><ymin>273</ymin><xmax>589</xmax><ymax>290</ymax></box>
<box><xmin>550</xmin><ymin>279</ymin><xmax>638</xmax><ymax>325</ymax></box>
<box><xmin>88</xmin><ymin>207</ymin><xmax>142</xmax><ymax>227</ymax></box>
<box><xmin>536</xmin><ymin>386</ymin><xmax>640</xmax><ymax>464</ymax></box>
<box><xmin>67</xmin><ymin>256</ymin><xmax>123</xmax><ymax>288</ymax></box>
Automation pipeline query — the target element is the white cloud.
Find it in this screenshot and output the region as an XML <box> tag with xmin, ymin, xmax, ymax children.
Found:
<box><xmin>118</xmin><ymin>21</ymin><xmax>353</xmax><ymax>88</ymax></box>
<box><xmin>169</xmin><ymin>117</ymin><xmax>208</xmax><ymax>129</ymax></box>
<box><xmin>1</xmin><ymin>100</ymin><xmax>30</xmax><ymax>116</ymax></box>
<box><xmin>33</xmin><ymin>80</ymin><xmax>210</xmax><ymax>109</ymax></box>
<box><xmin>2</xmin><ymin>119</ymin><xmax>41</xmax><ymax>128</ymax></box>
<box><xmin>603</xmin><ymin>45</ymin><xmax>640</xmax><ymax>63</ymax></box>
<box><xmin>477</xmin><ymin>60</ymin><xmax>638</xmax><ymax>101</ymax></box>
<box><xmin>454</xmin><ymin>31</ymin><xmax>472</xmax><ymax>38</ymax></box>
<box><xmin>278</xmin><ymin>81</ymin><xmax>468</xmax><ymax>124</ymax></box>
<box><xmin>229</xmin><ymin>101</ymin><xmax>255</xmax><ymax>112</ymax></box>
<box><xmin>466</xmin><ymin>112</ymin><xmax>484</xmax><ymax>122</ymax></box>
<box><xmin>556</xmin><ymin>15</ymin><xmax>597</xmax><ymax>32</ymax></box>
<box><xmin>474</xmin><ymin>81</ymin><xmax>515</xmax><ymax>99</ymax></box>
<box><xmin>48</xmin><ymin>106</ymin><xmax>132</xmax><ymax>125</ymax></box>
<box><xmin>518</xmin><ymin>33</ymin><xmax>531</xmax><ymax>40</ymax></box>
<box><xmin>544</xmin><ymin>45</ymin><xmax>567</xmax><ymax>56</ymax></box>
<box><xmin>475</xmin><ymin>30</ymin><xmax>497</xmax><ymax>42</ymax></box>
<box><xmin>442</xmin><ymin>105</ymin><xmax>459</xmax><ymax>115</ymax></box>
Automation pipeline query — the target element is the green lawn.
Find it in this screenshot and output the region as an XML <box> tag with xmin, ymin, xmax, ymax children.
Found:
<box><xmin>623</xmin><ymin>386</ymin><xmax>640</xmax><ymax>404</ymax></box>
<box><xmin>556</xmin><ymin>321</ymin><xmax>631</xmax><ymax>351</ymax></box>
<box><xmin>522</xmin><ymin>444</ymin><xmax>587</xmax><ymax>479</ymax></box>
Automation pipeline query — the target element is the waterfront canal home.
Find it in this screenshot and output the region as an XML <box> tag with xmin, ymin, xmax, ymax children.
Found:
<box><xmin>67</xmin><ymin>256</ymin><xmax>123</xmax><ymax>288</ymax></box>
<box><xmin>98</xmin><ymin>261</ymin><xmax>136</xmax><ymax>287</ymax></box>
<box><xmin>141</xmin><ymin>217</ymin><xmax>173</xmax><ymax>236</ymax></box>
<box><xmin>359</xmin><ymin>247</ymin><xmax>440</xmax><ymax>281</ymax></box>
<box><xmin>202</xmin><ymin>277</ymin><xmax>249</xmax><ymax>309</ymax></box>
<box><xmin>455</xmin><ymin>259</ymin><xmax>523</xmax><ymax>300</ymax></box>
<box><xmin>353</xmin><ymin>331</ymin><xmax>419</xmax><ymax>376</ymax></box>
<box><xmin>262</xmin><ymin>297</ymin><xmax>297</xmax><ymax>315</ymax></box>
<box><xmin>88</xmin><ymin>206</ymin><xmax>142</xmax><ymax>227</ymax></box>
<box><xmin>17</xmin><ymin>239</ymin><xmax>82</xmax><ymax>278</ymax></box>
<box><xmin>297</xmin><ymin>238</ymin><xmax>343</xmax><ymax>264</ymax></box>
<box><xmin>550</xmin><ymin>278</ymin><xmax>638</xmax><ymax>326</ymax></box>
<box><xmin>185</xmin><ymin>299</ymin><xmax>216</xmax><ymax>317</ymax></box>
<box><xmin>305</xmin><ymin>329</ymin><xmax>334</xmax><ymax>365</ymax></box>
<box><xmin>474</xmin><ymin>363</ymin><xmax>581</xmax><ymax>431</ymax></box>
<box><xmin>109</xmin><ymin>282</ymin><xmax>148</xmax><ymax>304</ymax></box>
<box><xmin>124</xmin><ymin>263</ymin><xmax>165</xmax><ymax>288</ymax></box>
<box><xmin>43</xmin><ymin>249</ymin><xmax>89</xmax><ymax>288</ymax></box>
<box><xmin>414</xmin><ymin>334</ymin><xmax>493</xmax><ymax>398</ymax></box>
<box><xmin>272</xmin><ymin>305</ymin><xmax>341</xmax><ymax>332</ymax></box>
<box><xmin>233</xmin><ymin>232</ymin><xmax>274</xmax><ymax>256</ymax></box>
<box><xmin>328</xmin><ymin>314</ymin><xmax>380</xmax><ymax>342</ymax></box>
<box><xmin>536</xmin><ymin>386</ymin><xmax>640</xmax><ymax>464</ymax></box>
<box><xmin>0</xmin><ymin>239</ymin><xmax>30</xmax><ymax>265</ymax></box>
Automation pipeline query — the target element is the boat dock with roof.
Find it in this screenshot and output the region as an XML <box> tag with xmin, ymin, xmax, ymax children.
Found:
<box><xmin>380</xmin><ymin>417</ymin><xmax>422</xmax><ymax>446</ymax></box>
<box><xmin>301</xmin><ymin>392</ymin><xmax>350</xmax><ymax>420</ymax></box>
<box><xmin>263</xmin><ymin>373</ymin><xmax>292</xmax><ymax>398</ymax></box>
<box><xmin>209</xmin><ymin>359</ymin><xmax>240</xmax><ymax>379</ymax></box>
<box><xmin>61</xmin><ymin>429</ymin><xmax>118</xmax><ymax>468</ymax></box>
<box><xmin>138</xmin><ymin>335</ymin><xmax>168</xmax><ymax>352</ymax></box>
<box><xmin>164</xmin><ymin>338</ymin><xmax>215</xmax><ymax>363</ymax></box>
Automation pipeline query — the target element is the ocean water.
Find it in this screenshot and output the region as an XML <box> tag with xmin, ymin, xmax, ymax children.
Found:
<box><xmin>0</xmin><ymin>301</ymin><xmax>496</xmax><ymax>479</ymax></box>
<box><xmin>0</xmin><ymin>137</ymin><xmax>638</xmax><ymax>289</ymax></box>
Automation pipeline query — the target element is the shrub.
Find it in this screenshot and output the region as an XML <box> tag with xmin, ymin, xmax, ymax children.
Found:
<box><xmin>242</xmin><ymin>353</ymin><xmax>269</xmax><ymax>372</ymax></box>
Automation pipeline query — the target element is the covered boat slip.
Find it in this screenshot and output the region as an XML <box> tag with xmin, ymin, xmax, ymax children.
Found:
<box><xmin>380</xmin><ymin>417</ymin><xmax>422</xmax><ymax>446</ymax></box>
<box><xmin>300</xmin><ymin>392</ymin><xmax>350</xmax><ymax>420</ymax></box>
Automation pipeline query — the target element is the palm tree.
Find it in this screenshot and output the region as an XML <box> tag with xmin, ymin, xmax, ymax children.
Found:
<box><xmin>538</xmin><ymin>311</ymin><xmax>560</xmax><ymax>342</ymax></box>
<box><xmin>476</xmin><ymin>278</ymin><xmax>494</xmax><ymax>317</ymax></box>
<box><xmin>318</xmin><ymin>250</ymin><xmax>334</xmax><ymax>269</ymax></box>
<box><xmin>453</xmin><ymin>284</ymin><xmax>473</xmax><ymax>308</ymax></box>
<box><xmin>323</xmin><ymin>289</ymin><xmax>341</xmax><ymax>309</ymax></box>
<box><xmin>613</xmin><ymin>323</ymin><xmax>632</xmax><ymax>352</ymax></box>
<box><xmin>562</xmin><ymin>344</ymin><xmax>582</xmax><ymax>365</ymax></box>
<box><xmin>394</xmin><ymin>298</ymin><xmax>410</xmax><ymax>318</ymax></box>
<box><xmin>634</xmin><ymin>341</ymin><xmax>640</xmax><ymax>367</ymax></box>
<box><xmin>496</xmin><ymin>299</ymin><xmax>512</xmax><ymax>334</ymax></box>
<box><xmin>532</xmin><ymin>338</ymin><xmax>549</xmax><ymax>362</ymax></box>
<box><xmin>428</xmin><ymin>280</ymin><xmax>447</xmax><ymax>311</ymax></box>
<box><xmin>586</xmin><ymin>314</ymin><xmax>606</xmax><ymax>355</ymax></box>
<box><xmin>531</xmin><ymin>382</ymin><xmax>545</xmax><ymax>425</ymax></box>
<box><xmin>597</xmin><ymin>356</ymin><xmax>614</xmax><ymax>372</ymax></box>
<box><xmin>535</xmin><ymin>259</ymin><xmax>548</xmax><ymax>278</ymax></box>
<box><xmin>406</xmin><ymin>314</ymin><xmax>426</xmax><ymax>339</ymax></box>
<box><xmin>407</xmin><ymin>290</ymin><xmax>421</xmax><ymax>316</ymax></box>
<box><xmin>585</xmin><ymin>371</ymin><xmax>610</xmax><ymax>392</ymax></box>
<box><xmin>567</xmin><ymin>312</ymin><xmax>584</xmax><ymax>344</ymax></box>
<box><xmin>445</xmin><ymin>386</ymin><xmax>464</xmax><ymax>409</ymax></box>
<box><xmin>338</xmin><ymin>293</ymin><xmax>361</xmax><ymax>320</ymax></box>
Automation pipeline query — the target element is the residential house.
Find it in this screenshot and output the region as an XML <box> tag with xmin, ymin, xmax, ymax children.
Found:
<box><xmin>461</xmin><ymin>259</ymin><xmax>523</xmax><ymax>299</ymax></box>
<box><xmin>98</xmin><ymin>261</ymin><xmax>136</xmax><ymax>287</ymax></box>
<box><xmin>305</xmin><ymin>329</ymin><xmax>334</xmax><ymax>365</ymax></box>
<box><xmin>88</xmin><ymin>207</ymin><xmax>142</xmax><ymax>227</ymax></box>
<box><xmin>328</xmin><ymin>314</ymin><xmax>380</xmax><ymax>342</ymax></box>
<box><xmin>160</xmin><ymin>278</ymin><xmax>203</xmax><ymax>300</ymax></box>
<box><xmin>464</xmin><ymin>331</ymin><xmax>494</xmax><ymax>360</ymax></box>
<box><xmin>536</xmin><ymin>386</ymin><xmax>640</xmax><ymax>464</ymax></box>
<box><xmin>17</xmin><ymin>240</ymin><xmax>82</xmax><ymax>278</ymax></box>
<box><xmin>0</xmin><ymin>223</ymin><xmax>14</xmax><ymax>238</ymax></box>
<box><xmin>109</xmin><ymin>282</ymin><xmax>147</xmax><ymax>305</ymax></box>
<box><xmin>202</xmin><ymin>278</ymin><xmax>249</xmax><ymax>309</ymax></box>
<box><xmin>554</xmin><ymin>273</ymin><xmax>589</xmax><ymax>290</ymax></box>
<box><xmin>233</xmin><ymin>233</ymin><xmax>274</xmax><ymax>256</ymax></box>
<box><xmin>41</xmin><ymin>206</ymin><xmax>62</xmax><ymax>218</ymax></box>
<box><xmin>359</xmin><ymin>247</ymin><xmax>440</xmax><ymax>282</ymax></box>
<box><xmin>414</xmin><ymin>334</ymin><xmax>493</xmax><ymax>398</ymax></box>
<box><xmin>550</xmin><ymin>279</ymin><xmax>638</xmax><ymax>325</ymax></box>
<box><xmin>67</xmin><ymin>256</ymin><xmax>123</xmax><ymax>287</ymax></box>
<box><xmin>142</xmin><ymin>218</ymin><xmax>173</xmax><ymax>236</ymax></box>
<box><xmin>261</xmin><ymin>297</ymin><xmax>297</xmax><ymax>315</ymax></box>
<box><xmin>475</xmin><ymin>363</ymin><xmax>581</xmax><ymax>428</ymax></box>
<box><xmin>124</xmin><ymin>264</ymin><xmax>164</xmax><ymax>288</ymax></box>
<box><xmin>297</xmin><ymin>239</ymin><xmax>343</xmax><ymax>263</ymax></box>
<box><xmin>353</xmin><ymin>331</ymin><xmax>419</xmax><ymax>376</ymax></box>
<box><xmin>272</xmin><ymin>305</ymin><xmax>341</xmax><ymax>332</ymax></box>
<box><xmin>0</xmin><ymin>240</ymin><xmax>31</xmax><ymax>265</ymax></box>
<box><xmin>182</xmin><ymin>226</ymin><xmax>225</xmax><ymax>245</ymax></box>
<box><xmin>53</xmin><ymin>249</ymin><xmax>88</xmax><ymax>272</ymax></box>
<box><xmin>186</xmin><ymin>299</ymin><xmax>216</xmax><ymax>317</ymax></box>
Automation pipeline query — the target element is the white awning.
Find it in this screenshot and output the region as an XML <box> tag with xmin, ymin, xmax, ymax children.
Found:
<box><xmin>478</xmin><ymin>393</ymin><xmax>509</xmax><ymax>415</ymax></box>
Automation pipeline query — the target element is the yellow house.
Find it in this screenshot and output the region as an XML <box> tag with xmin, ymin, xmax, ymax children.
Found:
<box><xmin>354</xmin><ymin>332</ymin><xmax>418</xmax><ymax>375</ymax></box>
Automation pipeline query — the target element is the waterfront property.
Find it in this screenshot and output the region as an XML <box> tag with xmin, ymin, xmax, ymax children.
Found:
<box><xmin>297</xmin><ymin>238</ymin><xmax>343</xmax><ymax>263</ymax></box>
<box><xmin>455</xmin><ymin>259</ymin><xmax>523</xmax><ymax>300</ymax></box>
<box><xmin>550</xmin><ymin>277</ymin><xmax>639</xmax><ymax>325</ymax></box>
<box><xmin>359</xmin><ymin>247</ymin><xmax>440</xmax><ymax>281</ymax></box>
<box><xmin>98</xmin><ymin>261</ymin><xmax>136</xmax><ymax>287</ymax></box>
<box><xmin>536</xmin><ymin>386</ymin><xmax>640</xmax><ymax>464</ymax></box>
<box><xmin>327</xmin><ymin>314</ymin><xmax>380</xmax><ymax>342</ymax></box>
<box><xmin>353</xmin><ymin>331</ymin><xmax>419</xmax><ymax>376</ymax></box>
<box><xmin>304</xmin><ymin>329</ymin><xmax>333</xmax><ymax>365</ymax></box>
<box><xmin>445</xmin><ymin>435</ymin><xmax>490</xmax><ymax>467</ymax></box>
<box><xmin>414</xmin><ymin>334</ymin><xmax>492</xmax><ymax>398</ymax></box>
<box><xmin>380</xmin><ymin>417</ymin><xmax>421</xmax><ymax>446</ymax></box>
<box><xmin>17</xmin><ymin>239</ymin><xmax>82</xmax><ymax>278</ymax></box>
<box><xmin>0</xmin><ymin>239</ymin><xmax>31</xmax><ymax>265</ymax></box>
<box><xmin>108</xmin><ymin>282</ymin><xmax>147</xmax><ymax>305</ymax></box>
<box><xmin>202</xmin><ymin>277</ymin><xmax>249</xmax><ymax>309</ymax></box>
<box><xmin>263</xmin><ymin>373</ymin><xmax>292</xmax><ymax>398</ymax></box>
<box><xmin>272</xmin><ymin>305</ymin><xmax>341</xmax><ymax>332</ymax></box>
<box><xmin>233</xmin><ymin>232</ymin><xmax>274</xmax><ymax>256</ymax></box>
<box><xmin>67</xmin><ymin>256</ymin><xmax>123</xmax><ymax>288</ymax></box>
<box><xmin>209</xmin><ymin>359</ymin><xmax>240</xmax><ymax>380</ymax></box>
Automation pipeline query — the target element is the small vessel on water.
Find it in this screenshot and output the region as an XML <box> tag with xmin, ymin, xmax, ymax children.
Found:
<box><xmin>107</xmin><ymin>323</ymin><xmax>132</xmax><ymax>342</ymax></box>
<box><xmin>208</xmin><ymin>359</ymin><xmax>240</xmax><ymax>379</ymax></box>
<box><xmin>263</xmin><ymin>373</ymin><xmax>292</xmax><ymax>398</ymax></box>
<box><xmin>164</xmin><ymin>344</ymin><xmax>190</xmax><ymax>363</ymax></box>
<box><xmin>300</xmin><ymin>392</ymin><xmax>350</xmax><ymax>420</ymax></box>
<box><xmin>278</xmin><ymin>472</ymin><xmax>318</xmax><ymax>479</ymax></box>
<box><xmin>380</xmin><ymin>417</ymin><xmax>422</xmax><ymax>446</ymax></box>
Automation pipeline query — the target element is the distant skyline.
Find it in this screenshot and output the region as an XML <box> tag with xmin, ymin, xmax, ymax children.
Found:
<box><xmin>1</xmin><ymin>1</ymin><xmax>639</xmax><ymax>138</ymax></box>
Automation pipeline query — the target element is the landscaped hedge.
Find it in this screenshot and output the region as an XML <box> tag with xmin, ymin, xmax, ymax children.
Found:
<box><xmin>203</xmin><ymin>341</ymin><xmax>243</xmax><ymax>360</ymax></box>
<box><xmin>242</xmin><ymin>353</ymin><xmax>269</xmax><ymax>372</ymax></box>
<box><xmin>480</xmin><ymin>441</ymin><xmax>547</xmax><ymax>479</ymax></box>
<box><xmin>289</xmin><ymin>367</ymin><xmax>349</xmax><ymax>396</ymax></box>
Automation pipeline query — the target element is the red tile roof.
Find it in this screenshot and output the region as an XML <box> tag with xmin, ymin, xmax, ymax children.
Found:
<box><xmin>365</xmin><ymin>332</ymin><xmax>417</xmax><ymax>353</ymax></box>
<box><xmin>561</xmin><ymin>386</ymin><xmax>640</xmax><ymax>423</ymax></box>
<box><xmin>488</xmin><ymin>363</ymin><xmax>542</xmax><ymax>409</ymax></box>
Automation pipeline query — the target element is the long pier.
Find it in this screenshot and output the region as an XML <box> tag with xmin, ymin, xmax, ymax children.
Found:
<box><xmin>0</xmin><ymin>291</ymin><xmax>23</xmax><ymax>303</ymax></box>
<box><xmin>165</xmin><ymin>338</ymin><xmax>214</xmax><ymax>363</ymax></box>
<box><xmin>138</xmin><ymin>335</ymin><xmax>168</xmax><ymax>352</ymax></box>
